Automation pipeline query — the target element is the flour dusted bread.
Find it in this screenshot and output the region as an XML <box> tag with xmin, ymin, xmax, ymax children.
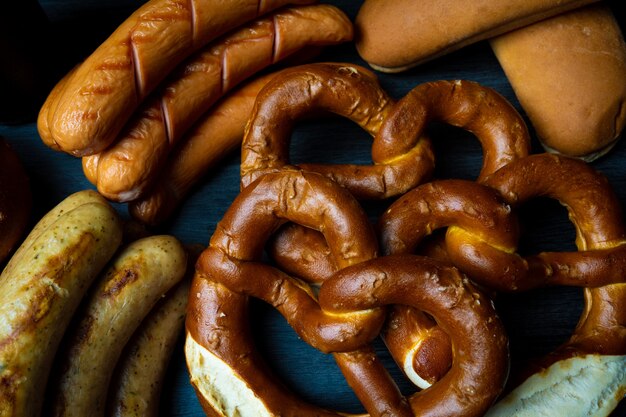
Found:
<box><xmin>490</xmin><ymin>4</ymin><xmax>626</xmax><ymax>161</ymax></box>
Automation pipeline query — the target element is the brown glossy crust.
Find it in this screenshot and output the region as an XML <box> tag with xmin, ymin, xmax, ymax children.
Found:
<box><xmin>270</xmin><ymin>77</ymin><xmax>530</xmax><ymax>275</ymax></box>
<box><xmin>188</xmin><ymin>170</ymin><xmax>509</xmax><ymax>416</ymax></box>
<box><xmin>482</xmin><ymin>153</ymin><xmax>626</xmax><ymax>363</ymax></box>
<box><xmin>490</xmin><ymin>5</ymin><xmax>626</xmax><ymax>160</ymax></box>
<box><xmin>37</xmin><ymin>0</ymin><xmax>316</xmax><ymax>156</ymax></box>
<box><xmin>0</xmin><ymin>137</ymin><xmax>31</xmax><ymax>264</ymax></box>
<box><xmin>377</xmin><ymin>79</ymin><xmax>531</xmax><ymax>181</ymax></box>
<box><xmin>319</xmin><ymin>255</ymin><xmax>509</xmax><ymax>417</ymax></box>
<box><xmin>240</xmin><ymin>62</ymin><xmax>435</xmax><ymax>200</ymax></box>
<box><xmin>354</xmin><ymin>0</ymin><xmax>599</xmax><ymax>72</ymax></box>
<box><xmin>255</xmin><ymin>75</ymin><xmax>528</xmax><ymax>395</ymax></box>
<box><xmin>187</xmin><ymin>170</ymin><xmax>382</xmax><ymax>415</ymax></box>
<box><xmin>382</xmin><ymin>305</ymin><xmax>453</xmax><ymax>386</ymax></box>
<box><xmin>83</xmin><ymin>4</ymin><xmax>353</xmax><ymax>202</ymax></box>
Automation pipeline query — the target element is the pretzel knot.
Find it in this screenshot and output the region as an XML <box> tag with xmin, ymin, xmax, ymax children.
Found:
<box><xmin>240</xmin><ymin>62</ymin><xmax>434</xmax><ymax>199</ymax></box>
<box><xmin>185</xmin><ymin>170</ymin><xmax>509</xmax><ymax>417</ymax></box>
<box><xmin>381</xmin><ymin>153</ymin><xmax>626</xmax><ymax>293</ymax></box>
<box><xmin>380</xmin><ymin>153</ymin><xmax>626</xmax><ymax>413</ymax></box>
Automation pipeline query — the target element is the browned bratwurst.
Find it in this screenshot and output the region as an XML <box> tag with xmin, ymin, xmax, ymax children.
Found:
<box><xmin>37</xmin><ymin>0</ymin><xmax>316</xmax><ymax>156</ymax></box>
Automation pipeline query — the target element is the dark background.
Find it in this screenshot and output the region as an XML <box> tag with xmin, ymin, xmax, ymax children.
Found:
<box><xmin>1</xmin><ymin>0</ymin><xmax>625</xmax><ymax>415</ymax></box>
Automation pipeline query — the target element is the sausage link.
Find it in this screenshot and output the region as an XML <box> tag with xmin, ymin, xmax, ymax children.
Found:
<box><xmin>128</xmin><ymin>71</ymin><xmax>279</xmax><ymax>225</ymax></box>
<box><xmin>47</xmin><ymin>235</ymin><xmax>188</xmax><ymax>417</ymax></box>
<box><xmin>107</xmin><ymin>278</ymin><xmax>190</xmax><ymax>417</ymax></box>
<box><xmin>106</xmin><ymin>243</ymin><xmax>201</xmax><ymax>417</ymax></box>
<box><xmin>83</xmin><ymin>4</ymin><xmax>352</xmax><ymax>202</ymax></box>
<box><xmin>0</xmin><ymin>191</ymin><xmax>123</xmax><ymax>417</ymax></box>
<box><xmin>38</xmin><ymin>0</ymin><xmax>316</xmax><ymax>156</ymax></box>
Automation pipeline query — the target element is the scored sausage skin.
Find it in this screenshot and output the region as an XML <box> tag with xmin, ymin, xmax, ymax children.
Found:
<box><xmin>37</xmin><ymin>0</ymin><xmax>316</xmax><ymax>156</ymax></box>
<box><xmin>82</xmin><ymin>4</ymin><xmax>353</xmax><ymax>202</ymax></box>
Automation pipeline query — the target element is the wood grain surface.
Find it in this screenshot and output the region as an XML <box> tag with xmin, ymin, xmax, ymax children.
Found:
<box><xmin>1</xmin><ymin>0</ymin><xmax>625</xmax><ymax>415</ymax></box>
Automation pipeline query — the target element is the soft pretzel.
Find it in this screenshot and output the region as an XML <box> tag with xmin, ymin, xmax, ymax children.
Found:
<box><xmin>481</xmin><ymin>154</ymin><xmax>626</xmax><ymax>354</ymax></box>
<box><xmin>186</xmin><ymin>170</ymin><xmax>508</xmax><ymax>416</ymax></box>
<box><xmin>319</xmin><ymin>255</ymin><xmax>509</xmax><ymax>417</ymax></box>
<box><xmin>263</xmin><ymin>75</ymin><xmax>531</xmax><ymax>388</ymax></box>
<box><xmin>240</xmin><ymin>62</ymin><xmax>435</xmax><ymax>199</ymax></box>
<box><xmin>82</xmin><ymin>4</ymin><xmax>353</xmax><ymax>202</ymax></box>
<box><xmin>483</xmin><ymin>153</ymin><xmax>626</xmax><ymax>414</ymax></box>
<box><xmin>380</xmin><ymin>153</ymin><xmax>626</xmax><ymax>413</ymax></box>
<box><xmin>265</xmin><ymin>76</ymin><xmax>531</xmax><ymax>272</ymax></box>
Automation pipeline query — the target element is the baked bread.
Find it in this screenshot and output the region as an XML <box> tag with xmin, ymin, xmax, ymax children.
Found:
<box><xmin>490</xmin><ymin>4</ymin><xmax>626</xmax><ymax>161</ymax></box>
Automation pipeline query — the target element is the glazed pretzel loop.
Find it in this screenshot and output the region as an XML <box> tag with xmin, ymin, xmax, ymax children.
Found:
<box><xmin>380</xmin><ymin>153</ymin><xmax>626</xmax><ymax>400</ymax></box>
<box><xmin>375</xmin><ymin>78</ymin><xmax>531</xmax><ymax>181</ymax></box>
<box><xmin>318</xmin><ymin>255</ymin><xmax>509</xmax><ymax>417</ymax></box>
<box><xmin>380</xmin><ymin>156</ymin><xmax>626</xmax><ymax>292</ymax></box>
<box><xmin>481</xmin><ymin>153</ymin><xmax>626</xmax><ymax>359</ymax></box>
<box><xmin>240</xmin><ymin>62</ymin><xmax>435</xmax><ymax>200</ymax></box>
<box><xmin>186</xmin><ymin>170</ymin><xmax>509</xmax><ymax>417</ymax></box>
<box><xmin>197</xmin><ymin>170</ymin><xmax>383</xmax><ymax>353</ymax></box>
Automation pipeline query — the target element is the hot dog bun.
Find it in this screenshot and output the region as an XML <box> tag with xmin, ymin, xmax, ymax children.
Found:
<box><xmin>490</xmin><ymin>4</ymin><xmax>626</xmax><ymax>161</ymax></box>
<box><xmin>354</xmin><ymin>0</ymin><xmax>599</xmax><ymax>72</ymax></box>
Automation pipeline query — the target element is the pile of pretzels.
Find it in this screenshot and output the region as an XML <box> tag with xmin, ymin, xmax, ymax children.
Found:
<box><xmin>185</xmin><ymin>63</ymin><xmax>626</xmax><ymax>416</ymax></box>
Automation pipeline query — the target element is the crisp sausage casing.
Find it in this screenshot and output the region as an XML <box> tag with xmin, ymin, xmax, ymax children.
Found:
<box><xmin>0</xmin><ymin>190</ymin><xmax>123</xmax><ymax>417</ymax></box>
<box><xmin>38</xmin><ymin>0</ymin><xmax>315</xmax><ymax>156</ymax></box>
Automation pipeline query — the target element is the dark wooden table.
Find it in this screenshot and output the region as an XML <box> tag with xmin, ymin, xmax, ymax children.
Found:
<box><xmin>1</xmin><ymin>0</ymin><xmax>625</xmax><ymax>415</ymax></box>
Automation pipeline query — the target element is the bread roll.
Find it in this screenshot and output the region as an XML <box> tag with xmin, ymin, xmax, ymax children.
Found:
<box><xmin>490</xmin><ymin>4</ymin><xmax>626</xmax><ymax>161</ymax></box>
<box><xmin>354</xmin><ymin>0</ymin><xmax>599</xmax><ymax>72</ymax></box>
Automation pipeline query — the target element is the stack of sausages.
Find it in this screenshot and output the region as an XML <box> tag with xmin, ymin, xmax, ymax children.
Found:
<box><xmin>37</xmin><ymin>0</ymin><xmax>355</xmax><ymax>224</ymax></box>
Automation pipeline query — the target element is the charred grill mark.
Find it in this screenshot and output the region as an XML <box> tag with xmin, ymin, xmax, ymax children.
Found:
<box><xmin>102</xmin><ymin>267</ymin><xmax>140</xmax><ymax>298</ymax></box>
<box><xmin>0</xmin><ymin>370</ymin><xmax>18</xmax><ymax>406</ymax></box>
<box><xmin>129</xmin><ymin>0</ymin><xmax>194</xmax><ymax>98</ymax></box>
<box><xmin>72</xmin><ymin>315</ymin><xmax>96</xmax><ymax>349</ymax></box>
<box><xmin>0</xmin><ymin>240</ymin><xmax>94</xmax><ymax>351</ymax></box>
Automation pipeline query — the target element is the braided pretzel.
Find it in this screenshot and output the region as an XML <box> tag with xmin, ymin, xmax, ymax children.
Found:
<box><xmin>186</xmin><ymin>170</ymin><xmax>509</xmax><ymax>416</ymax></box>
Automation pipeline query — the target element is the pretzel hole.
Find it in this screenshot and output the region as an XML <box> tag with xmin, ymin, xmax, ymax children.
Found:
<box><xmin>515</xmin><ymin>197</ymin><xmax>577</xmax><ymax>255</ymax></box>
<box><xmin>249</xmin><ymin>299</ymin><xmax>417</xmax><ymax>413</ymax></box>
<box><xmin>493</xmin><ymin>197</ymin><xmax>581</xmax><ymax>373</ymax></box>
<box><xmin>496</xmin><ymin>287</ymin><xmax>583</xmax><ymax>374</ymax></box>
<box><xmin>289</xmin><ymin>116</ymin><xmax>373</xmax><ymax>166</ymax></box>
<box><xmin>427</xmin><ymin>122</ymin><xmax>484</xmax><ymax>180</ymax></box>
